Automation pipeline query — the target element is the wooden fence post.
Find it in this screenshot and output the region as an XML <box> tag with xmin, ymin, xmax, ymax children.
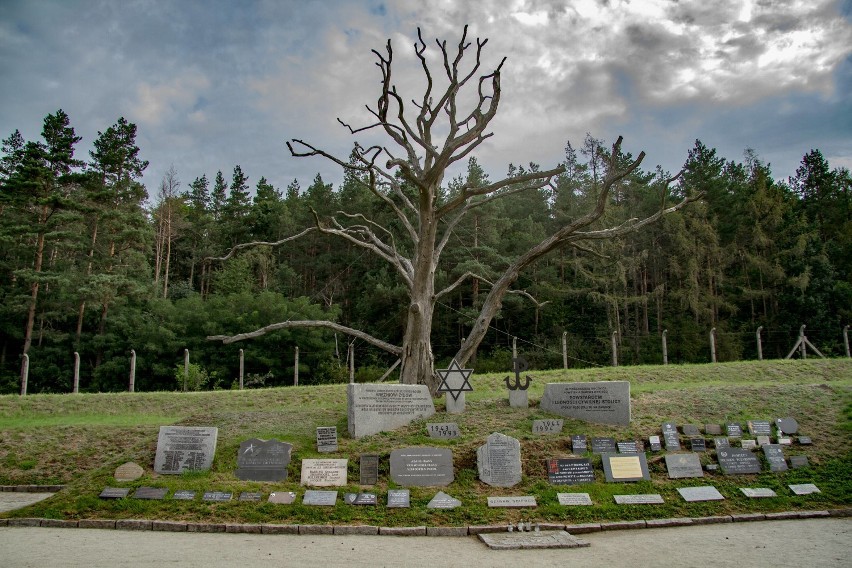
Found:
<box><xmin>294</xmin><ymin>346</ymin><xmax>299</xmax><ymax>386</ymax></box>
<box><xmin>129</xmin><ymin>350</ymin><xmax>136</xmax><ymax>393</ymax></box>
<box><xmin>710</xmin><ymin>328</ymin><xmax>717</xmax><ymax>363</ymax></box>
<box><xmin>73</xmin><ymin>352</ymin><xmax>80</xmax><ymax>393</ymax></box>
<box><xmin>562</xmin><ymin>331</ymin><xmax>568</xmax><ymax>369</ymax></box>
<box><xmin>756</xmin><ymin>326</ymin><xmax>763</xmax><ymax>361</ymax></box>
<box><xmin>239</xmin><ymin>349</ymin><xmax>244</xmax><ymax>390</ymax></box>
<box><xmin>662</xmin><ymin>330</ymin><xmax>668</xmax><ymax>365</ymax></box>
<box><xmin>611</xmin><ymin>331</ymin><xmax>618</xmax><ymax>367</ymax></box>
<box><xmin>20</xmin><ymin>354</ymin><xmax>29</xmax><ymax>396</ymax></box>
<box><xmin>349</xmin><ymin>342</ymin><xmax>355</xmax><ymax>384</ymax></box>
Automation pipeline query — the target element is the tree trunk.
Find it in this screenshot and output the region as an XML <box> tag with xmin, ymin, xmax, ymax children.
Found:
<box><xmin>22</xmin><ymin>206</ymin><xmax>48</xmax><ymax>355</ymax></box>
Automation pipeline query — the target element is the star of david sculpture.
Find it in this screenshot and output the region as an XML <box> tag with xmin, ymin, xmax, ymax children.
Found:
<box><xmin>436</xmin><ymin>359</ymin><xmax>474</xmax><ymax>401</ymax></box>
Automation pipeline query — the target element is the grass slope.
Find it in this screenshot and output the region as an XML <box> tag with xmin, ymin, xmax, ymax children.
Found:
<box><xmin>1</xmin><ymin>359</ymin><xmax>850</xmax><ymax>526</ymax></box>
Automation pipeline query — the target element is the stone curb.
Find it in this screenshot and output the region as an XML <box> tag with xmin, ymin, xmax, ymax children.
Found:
<box><xmin>0</xmin><ymin>485</ymin><xmax>65</xmax><ymax>493</ymax></box>
<box><xmin>379</xmin><ymin>526</ymin><xmax>426</xmax><ymax>536</ymax></box>
<box><xmin>333</xmin><ymin>525</ymin><xmax>379</xmax><ymax>535</ymax></box>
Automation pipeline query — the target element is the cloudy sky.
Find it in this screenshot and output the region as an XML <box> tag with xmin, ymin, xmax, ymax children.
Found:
<box><xmin>1</xmin><ymin>0</ymin><xmax>850</xmax><ymax>200</ymax></box>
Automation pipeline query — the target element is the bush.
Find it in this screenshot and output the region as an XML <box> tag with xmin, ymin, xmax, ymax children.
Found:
<box><xmin>174</xmin><ymin>363</ymin><xmax>209</xmax><ymax>391</ymax></box>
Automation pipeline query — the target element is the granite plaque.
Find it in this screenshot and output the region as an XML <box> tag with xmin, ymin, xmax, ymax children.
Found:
<box><xmin>591</xmin><ymin>437</ymin><xmax>617</xmax><ymax>454</ymax></box>
<box><xmin>790</xmin><ymin>455</ymin><xmax>809</xmax><ymax>469</ymax></box>
<box><xmin>682</xmin><ymin>424</ymin><xmax>701</xmax><ymax>436</ymax></box>
<box><xmin>557</xmin><ymin>492</ymin><xmax>593</xmax><ymax>506</ymax></box>
<box><xmin>387</xmin><ymin>489</ymin><xmax>410</xmax><ymax>508</ymax></box>
<box><xmin>690</xmin><ymin>437</ymin><xmax>706</xmax><ymax>452</ymax></box>
<box><xmin>741</xmin><ymin>487</ymin><xmax>777</xmax><ymax>498</ymax></box>
<box><xmin>533</xmin><ymin>419</ymin><xmax>564</xmax><ymax>434</ymax></box>
<box><xmin>359</xmin><ymin>454</ymin><xmax>379</xmax><ymax>485</ymax></box>
<box><xmin>202</xmin><ymin>491</ymin><xmax>232</xmax><ymax>502</ymax></box>
<box><xmin>617</xmin><ymin>441</ymin><xmax>639</xmax><ymax>454</ymax></box>
<box><xmin>154</xmin><ymin>426</ymin><xmax>218</xmax><ymax>474</ymax></box>
<box><xmin>741</xmin><ymin>439</ymin><xmax>758</xmax><ymax>450</ymax></box>
<box><xmin>775</xmin><ymin>417</ymin><xmax>799</xmax><ymax>434</ymax></box>
<box><xmin>789</xmin><ymin>483</ymin><xmax>820</xmax><ymax>495</ymax></box>
<box><xmin>235</xmin><ymin>438</ymin><xmax>292</xmax><ymax>482</ymax></box>
<box><xmin>714</xmin><ymin>437</ymin><xmax>730</xmax><ymax>449</ymax></box>
<box><xmin>488</xmin><ymin>496</ymin><xmax>537</xmax><ymax>508</ymax></box>
<box><xmin>114</xmin><ymin>462</ymin><xmax>144</xmax><ymax>481</ymax></box>
<box><xmin>614</xmin><ymin>494</ymin><xmax>664</xmax><ymax>504</ymax></box>
<box><xmin>756</xmin><ymin>435</ymin><xmax>771</xmax><ymax>447</ymax></box>
<box><xmin>747</xmin><ymin>420</ymin><xmax>772</xmax><ymax>436</ymax></box>
<box><xmin>427</xmin><ymin>491</ymin><xmax>460</xmax><ymax>509</ymax></box>
<box><xmin>300</xmin><ymin>459</ymin><xmax>348</xmax><ymax>486</ymax></box>
<box><xmin>778</xmin><ymin>437</ymin><xmax>792</xmax><ymax>446</ymax></box>
<box><xmin>546</xmin><ymin>458</ymin><xmax>595</xmax><ymax>485</ymax></box>
<box><xmin>239</xmin><ymin>492</ymin><xmax>262</xmax><ymax>502</ymax></box>
<box><xmin>172</xmin><ymin>490</ymin><xmax>196</xmax><ymax>500</ymax></box>
<box><xmin>344</xmin><ymin>492</ymin><xmax>377</xmax><ymax>505</ymax></box>
<box><xmin>99</xmin><ymin>487</ymin><xmax>130</xmax><ymax>499</ymax></box>
<box><xmin>678</xmin><ymin>486</ymin><xmax>725</xmax><ymax>502</ymax></box>
<box><xmin>665</xmin><ymin>453</ymin><xmax>704</xmax><ymax>479</ymax></box>
<box><xmin>601</xmin><ymin>453</ymin><xmax>650</xmax><ymax>482</ymax></box>
<box><xmin>797</xmin><ymin>436</ymin><xmax>813</xmax><ymax>445</ymax></box>
<box><xmin>571</xmin><ymin>434</ymin><xmax>588</xmax><ymax>453</ymax></box>
<box><xmin>268</xmin><ymin>491</ymin><xmax>296</xmax><ymax>504</ymax></box>
<box><xmin>541</xmin><ymin>381</ymin><xmax>630</xmax><ymax>425</ymax></box>
<box><xmin>347</xmin><ymin>383</ymin><xmax>436</xmax><ymax>438</ymax></box>
<box><xmin>662</xmin><ymin>422</ymin><xmax>681</xmax><ymax>451</ymax></box>
<box><xmin>648</xmin><ymin>435</ymin><xmax>662</xmax><ymax>452</ymax></box>
<box><xmin>717</xmin><ymin>448</ymin><xmax>761</xmax><ymax>475</ymax></box>
<box><xmin>705</xmin><ymin>424</ymin><xmax>722</xmax><ymax>436</ymax></box>
<box><xmin>303</xmin><ymin>490</ymin><xmax>337</xmax><ymax>506</ymax></box>
<box><xmin>316</xmin><ymin>426</ymin><xmax>338</xmax><ymax>453</ymax></box>
<box><xmin>427</xmin><ymin>422</ymin><xmax>460</xmax><ymax>439</ymax></box>
<box><xmin>477</xmin><ymin>432</ymin><xmax>522</xmax><ymax>487</ymax></box>
<box><xmin>390</xmin><ymin>447</ymin><xmax>454</xmax><ymax>487</ymax></box>
<box><xmin>726</xmin><ymin>423</ymin><xmax>743</xmax><ymax>438</ymax></box>
<box><xmin>762</xmin><ymin>444</ymin><xmax>787</xmax><ymax>472</ymax></box>
<box><xmin>133</xmin><ymin>486</ymin><xmax>168</xmax><ymax>500</ymax></box>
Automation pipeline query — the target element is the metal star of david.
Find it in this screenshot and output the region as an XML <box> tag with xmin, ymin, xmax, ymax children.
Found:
<box><xmin>435</xmin><ymin>359</ymin><xmax>474</xmax><ymax>401</ymax></box>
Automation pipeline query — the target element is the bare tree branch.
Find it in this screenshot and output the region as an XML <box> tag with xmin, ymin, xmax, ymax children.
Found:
<box><xmin>206</xmin><ymin>228</ymin><xmax>315</xmax><ymax>262</ymax></box>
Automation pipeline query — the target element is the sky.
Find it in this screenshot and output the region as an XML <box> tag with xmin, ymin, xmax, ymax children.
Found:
<box><xmin>1</xmin><ymin>0</ymin><xmax>851</xmax><ymax>200</ymax></box>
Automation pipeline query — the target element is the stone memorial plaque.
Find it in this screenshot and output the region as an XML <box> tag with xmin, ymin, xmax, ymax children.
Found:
<box><xmin>682</xmin><ymin>424</ymin><xmax>701</xmax><ymax>436</ymax></box>
<box><xmin>617</xmin><ymin>441</ymin><xmax>639</xmax><ymax>454</ymax></box>
<box><xmin>172</xmin><ymin>490</ymin><xmax>196</xmax><ymax>500</ymax></box>
<box><xmin>756</xmin><ymin>435</ymin><xmax>771</xmax><ymax>447</ymax></box>
<box><xmin>705</xmin><ymin>463</ymin><xmax>719</xmax><ymax>472</ymax></box>
<box><xmin>427</xmin><ymin>422</ymin><xmax>460</xmax><ymax>439</ymax></box>
<box><xmin>546</xmin><ymin>458</ymin><xmax>595</xmax><ymax>485</ymax></box>
<box><xmin>591</xmin><ymin>437</ymin><xmax>617</xmax><ymax>454</ymax></box>
<box><xmin>268</xmin><ymin>491</ymin><xmax>296</xmax><ymax>504</ymax></box>
<box><xmin>762</xmin><ymin>444</ymin><xmax>787</xmax><ymax>472</ymax></box>
<box><xmin>154</xmin><ymin>426</ymin><xmax>218</xmax><ymax>474</ymax></box>
<box><xmin>344</xmin><ymin>492</ymin><xmax>377</xmax><ymax>506</ymax></box>
<box><xmin>601</xmin><ymin>453</ymin><xmax>650</xmax><ymax>482</ymax></box>
<box><xmin>300</xmin><ymin>459</ymin><xmax>348</xmax><ymax>486</ymax></box>
<box><xmin>705</xmin><ymin>424</ymin><xmax>722</xmax><ymax>436</ymax></box>
<box><xmin>648</xmin><ymin>435</ymin><xmax>662</xmax><ymax>452</ymax></box>
<box><xmin>359</xmin><ymin>454</ymin><xmax>379</xmax><ymax>486</ymax></box>
<box><xmin>557</xmin><ymin>492</ymin><xmax>593</xmax><ymax>506</ymax></box>
<box><xmin>347</xmin><ymin>383</ymin><xmax>435</xmax><ymax>438</ymax></box>
<box><xmin>477</xmin><ymin>432</ymin><xmax>522</xmax><ymax>488</ymax></box>
<box><xmin>387</xmin><ymin>489</ymin><xmax>410</xmax><ymax>508</ymax></box>
<box><xmin>714</xmin><ymin>437</ymin><xmax>730</xmax><ymax>449</ymax></box>
<box><xmin>690</xmin><ymin>437</ymin><xmax>706</xmax><ymax>452</ymax></box>
<box><xmin>478</xmin><ymin>530</ymin><xmax>591</xmax><ymax>550</ymax></box>
<box><xmin>202</xmin><ymin>491</ymin><xmax>232</xmax><ymax>502</ymax></box>
<box><xmin>775</xmin><ymin>417</ymin><xmax>799</xmax><ymax>435</ymax></box>
<box><xmin>427</xmin><ymin>491</ymin><xmax>460</xmax><ymax>509</ymax></box>
<box><xmin>390</xmin><ymin>447</ymin><xmax>454</xmax><ymax>487</ymax></box>
<box><xmin>790</xmin><ymin>455</ymin><xmax>809</xmax><ymax>469</ymax></box>
<box><xmin>541</xmin><ymin>381</ymin><xmax>630</xmax><ymax>425</ymax></box>
<box><xmin>114</xmin><ymin>462</ymin><xmax>144</xmax><ymax>482</ymax></box>
<box><xmin>532</xmin><ymin>419</ymin><xmax>564</xmax><ymax>434</ymax></box>
<box><xmin>235</xmin><ymin>438</ymin><xmax>292</xmax><ymax>482</ymax></box>
<box><xmin>717</xmin><ymin>448</ymin><xmax>761</xmax><ymax>475</ymax></box>
<box><xmin>665</xmin><ymin>453</ymin><xmax>704</xmax><ymax>479</ymax></box>
<box><xmin>239</xmin><ymin>492</ymin><xmax>262</xmax><ymax>502</ymax></box>
<box><xmin>778</xmin><ymin>437</ymin><xmax>792</xmax><ymax>446</ymax></box>
<box><xmin>789</xmin><ymin>483</ymin><xmax>820</xmax><ymax>495</ymax></box>
<box><xmin>662</xmin><ymin>422</ymin><xmax>681</xmax><ymax>451</ymax></box>
<box><xmin>741</xmin><ymin>439</ymin><xmax>758</xmax><ymax>450</ymax></box>
<box><xmin>614</xmin><ymin>494</ymin><xmax>664</xmax><ymax>504</ymax></box>
<box><xmin>133</xmin><ymin>486</ymin><xmax>168</xmax><ymax>500</ymax></box>
<box><xmin>316</xmin><ymin>426</ymin><xmax>338</xmax><ymax>453</ymax></box>
<box><xmin>797</xmin><ymin>436</ymin><xmax>813</xmax><ymax>445</ymax></box>
<box><xmin>741</xmin><ymin>488</ymin><xmax>777</xmax><ymax>498</ymax></box>
<box><xmin>303</xmin><ymin>490</ymin><xmax>338</xmax><ymax>506</ymax></box>
<box><xmin>677</xmin><ymin>486</ymin><xmax>725</xmax><ymax>502</ymax></box>
<box><xmin>99</xmin><ymin>487</ymin><xmax>130</xmax><ymax>499</ymax></box>
<box><xmin>571</xmin><ymin>434</ymin><xmax>588</xmax><ymax>453</ymax></box>
<box><xmin>747</xmin><ymin>420</ymin><xmax>772</xmax><ymax>436</ymax></box>
<box><xmin>487</xmin><ymin>496</ymin><xmax>537</xmax><ymax>508</ymax></box>
<box><xmin>726</xmin><ymin>423</ymin><xmax>743</xmax><ymax>438</ymax></box>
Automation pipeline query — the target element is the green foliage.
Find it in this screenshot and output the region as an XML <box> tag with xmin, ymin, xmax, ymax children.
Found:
<box><xmin>174</xmin><ymin>362</ymin><xmax>210</xmax><ymax>391</ymax></box>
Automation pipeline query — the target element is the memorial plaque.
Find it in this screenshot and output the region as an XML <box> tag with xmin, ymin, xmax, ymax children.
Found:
<box><xmin>154</xmin><ymin>426</ymin><xmax>218</xmax><ymax>474</ymax></box>
<box><xmin>778</xmin><ymin>437</ymin><xmax>792</xmax><ymax>446</ymax></box>
<box><xmin>347</xmin><ymin>383</ymin><xmax>436</xmax><ymax>438</ymax></box>
<box><xmin>714</xmin><ymin>437</ymin><xmax>730</xmax><ymax>449</ymax></box>
<box><xmin>775</xmin><ymin>417</ymin><xmax>799</xmax><ymax>435</ymax></box>
<box><xmin>202</xmin><ymin>491</ymin><xmax>232</xmax><ymax>502</ymax></box>
<box><xmin>789</xmin><ymin>483</ymin><xmax>820</xmax><ymax>495</ymax></box>
<box><xmin>717</xmin><ymin>448</ymin><xmax>761</xmax><ymax>475</ymax></box>
<box><xmin>303</xmin><ymin>490</ymin><xmax>338</xmax><ymax>506</ymax></box>
<box><xmin>756</xmin><ymin>435</ymin><xmax>771</xmax><ymax>447</ymax></box>
<box><xmin>541</xmin><ymin>381</ymin><xmax>630</xmax><ymax>425</ymax></box>
<box><xmin>172</xmin><ymin>490</ymin><xmax>196</xmax><ymax>500</ymax></box>
<box><xmin>478</xmin><ymin>530</ymin><xmax>591</xmax><ymax>550</ymax></box>
<box><xmin>114</xmin><ymin>462</ymin><xmax>144</xmax><ymax>481</ymax></box>
<box><xmin>390</xmin><ymin>447</ymin><xmax>454</xmax><ymax>487</ymax></box>
<box><xmin>682</xmin><ymin>424</ymin><xmax>701</xmax><ymax>436</ymax></box>
<box><xmin>133</xmin><ymin>486</ymin><xmax>168</xmax><ymax>500</ymax></box>
<box><xmin>662</xmin><ymin>422</ymin><xmax>681</xmax><ymax>451</ymax></box>
<box><xmin>762</xmin><ymin>444</ymin><xmax>787</xmax><ymax>472</ymax></box>
<box><xmin>235</xmin><ymin>438</ymin><xmax>292</xmax><ymax>482</ymax></box>
<box><xmin>300</xmin><ymin>459</ymin><xmax>348</xmax><ymax>486</ymax></box>
<box><xmin>557</xmin><ymin>492</ymin><xmax>593</xmax><ymax>506</ymax></box>
<box><xmin>99</xmin><ymin>487</ymin><xmax>130</xmax><ymax>499</ymax></box>
<box><xmin>741</xmin><ymin>439</ymin><xmax>758</xmax><ymax>450</ymax></box>
<box><xmin>387</xmin><ymin>489</ymin><xmax>410</xmax><ymax>508</ymax></box>
<box><xmin>591</xmin><ymin>437</ymin><xmax>617</xmax><ymax>454</ymax></box>
<box><xmin>705</xmin><ymin>424</ymin><xmax>722</xmax><ymax>436</ymax></box>
<box><xmin>747</xmin><ymin>420</ymin><xmax>772</xmax><ymax>436</ymax></box>
<box><xmin>477</xmin><ymin>432</ymin><xmax>522</xmax><ymax>488</ymax></box>
<box><xmin>665</xmin><ymin>453</ymin><xmax>704</xmax><ymax>479</ymax></box>
<box><xmin>268</xmin><ymin>491</ymin><xmax>296</xmax><ymax>504</ymax></box>
<box><xmin>690</xmin><ymin>437</ymin><xmax>706</xmax><ymax>452</ymax></box>
<box><xmin>239</xmin><ymin>492</ymin><xmax>262</xmax><ymax>502</ymax></box>
<box><xmin>726</xmin><ymin>423</ymin><xmax>743</xmax><ymax>438</ymax></box>
<box><xmin>617</xmin><ymin>441</ymin><xmax>639</xmax><ymax>454</ymax></box>
<box><xmin>648</xmin><ymin>435</ymin><xmax>662</xmax><ymax>452</ymax></box>
<box><xmin>546</xmin><ymin>458</ymin><xmax>595</xmax><ymax>485</ymax></box>
<box><xmin>790</xmin><ymin>455</ymin><xmax>809</xmax><ymax>469</ymax></box>
<box><xmin>487</xmin><ymin>496</ymin><xmax>537</xmax><ymax>508</ymax></box>
<box><xmin>677</xmin><ymin>486</ymin><xmax>725</xmax><ymax>502</ymax></box>
<box><xmin>532</xmin><ymin>419</ymin><xmax>564</xmax><ymax>434</ymax></box>
<box><xmin>741</xmin><ymin>488</ymin><xmax>777</xmax><ymax>498</ymax></box>
<box><xmin>614</xmin><ymin>494</ymin><xmax>664</xmax><ymax>504</ymax></box>
<box><xmin>427</xmin><ymin>491</ymin><xmax>460</xmax><ymax>509</ymax></box>
<box><xmin>601</xmin><ymin>453</ymin><xmax>650</xmax><ymax>482</ymax></box>
<box><xmin>797</xmin><ymin>436</ymin><xmax>813</xmax><ymax>445</ymax></box>
<box><xmin>359</xmin><ymin>454</ymin><xmax>379</xmax><ymax>486</ymax></box>
<box><xmin>705</xmin><ymin>463</ymin><xmax>719</xmax><ymax>472</ymax></box>
<box><xmin>316</xmin><ymin>426</ymin><xmax>338</xmax><ymax>453</ymax></box>
<box><xmin>427</xmin><ymin>422</ymin><xmax>460</xmax><ymax>439</ymax></box>
<box><xmin>571</xmin><ymin>434</ymin><xmax>588</xmax><ymax>453</ymax></box>
<box><xmin>344</xmin><ymin>492</ymin><xmax>377</xmax><ymax>506</ymax></box>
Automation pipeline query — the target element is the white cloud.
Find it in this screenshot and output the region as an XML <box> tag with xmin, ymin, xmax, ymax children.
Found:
<box><xmin>132</xmin><ymin>72</ymin><xmax>211</xmax><ymax>127</ymax></box>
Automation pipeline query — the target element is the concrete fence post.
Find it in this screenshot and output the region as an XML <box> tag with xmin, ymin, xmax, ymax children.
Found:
<box><xmin>662</xmin><ymin>329</ymin><xmax>668</xmax><ymax>365</ymax></box>
<box><xmin>129</xmin><ymin>350</ymin><xmax>136</xmax><ymax>393</ymax></box>
<box><xmin>73</xmin><ymin>352</ymin><xmax>80</xmax><ymax>393</ymax></box>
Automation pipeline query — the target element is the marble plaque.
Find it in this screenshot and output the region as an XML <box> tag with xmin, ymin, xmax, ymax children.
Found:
<box><xmin>741</xmin><ymin>439</ymin><xmax>758</xmax><ymax>450</ymax></box>
<box><xmin>747</xmin><ymin>420</ymin><xmax>772</xmax><ymax>436</ymax></box>
<box><xmin>682</xmin><ymin>424</ymin><xmax>701</xmax><ymax>436</ymax></box>
<box><xmin>114</xmin><ymin>462</ymin><xmax>144</xmax><ymax>481</ymax></box>
<box><xmin>488</xmin><ymin>496</ymin><xmax>537</xmax><ymax>508</ymax></box>
<box><xmin>387</xmin><ymin>489</ymin><xmax>410</xmax><ymax>508</ymax></box>
<box><xmin>99</xmin><ymin>487</ymin><xmax>130</xmax><ymax>499</ymax></box>
<box><xmin>714</xmin><ymin>437</ymin><xmax>730</xmax><ymax>449</ymax></box>
<box><xmin>546</xmin><ymin>458</ymin><xmax>595</xmax><ymax>485</ymax></box>
<box><xmin>427</xmin><ymin>491</ymin><xmax>461</xmax><ymax>509</ymax></box>
<box><xmin>665</xmin><ymin>453</ymin><xmax>704</xmax><ymax>479</ymax></box>
<box><xmin>172</xmin><ymin>490</ymin><xmax>196</xmax><ymax>500</ymax></box>
<box><xmin>756</xmin><ymin>435</ymin><xmax>771</xmax><ymax>447</ymax></box>
<box><xmin>790</xmin><ymin>455</ymin><xmax>809</xmax><ymax>469</ymax></box>
<box><xmin>202</xmin><ymin>491</ymin><xmax>232</xmax><ymax>502</ymax></box>
<box><xmin>571</xmin><ymin>434</ymin><xmax>588</xmax><ymax>453</ymax></box>
<box><xmin>775</xmin><ymin>417</ymin><xmax>799</xmax><ymax>434</ymax></box>
<box><xmin>533</xmin><ymin>419</ymin><xmax>564</xmax><ymax>434</ymax></box>
<box><xmin>789</xmin><ymin>483</ymin><xmax>820</xmax><ymax>495</ymax></box>
<box><xmin>300</xmin><ymin>459</ymin><xmax>348</xmax><ymax>486</ymax></box>
<box><xmin>662</xmin><ymin>422</ymin><xmax>681</xmax><ymax>451</ymax></box>
<box><xmin>344</xmin><ymin>493</ymin><xmax>377</xmax><ymax>505</ymax></box>
<box><xmin>235</xmin><ymin>438</ymin><xmax>292</xmax><ymax>481</ymax></box>
<box><xmin>390</xmin><ymin>447</ymin><xmax>454</xmax><ymax>487</ymax></box>
<box><xmin>726</xmin><ymin>423</ymin><xmax>743</xmax><ymax>438</ymax></box>
<box><xmin>778</xmin><ymin>437</ymin><xmax>793</xmax><ymax>446</ymax></box>
<box><xmin>717</xmin><ymin>448</ymin><xmax>761</xmax><ymax>475</ymax></box>
<box><xmin>705</xmin><ymin>424</ymin><xmax>722</xmax><ymax>436</ymax></box>
<box><xmin>591</xmin><ymin>437</ymin><xmax>617</xmax><ymax>454</ymax></box>
<box><xmin>557</xmin><ymin>492</ymin><xmax>593</xmax><ymax>506</ymax></box>
<box><xmin>477</xmin><ymin>432</ymin><xmax>522</xmax><ymax>487</ymax></box>
<box><xmin>741</xmin><ymin>488</ymin><xmax>777</xmax><ymax>498</ymax></box>
<box><xmin>133</xmin><ymin>486</ymin><xmax>167</xmax><ymax>500</ymax></box>
<box><xmin>427</xmin><ymin>422</ymin><xmax>460</xmax><ymax>439</ymax></box>
<box><xmin>678</xmin><ymin>486</ymin><xmax>725</xmax><ymax>502</ymax></box>
<box><xmin>648</xmin><ymin>435</ymin><xmax>662</xmax><ymax>451</ymax></box>
<box><xmin>239</xmin><ymin>492</ymin><xmax>262</xmax><ymax>502</ymax></box>
<box><xmin>541</xmin><ymin>381</ymin><xmax>630</xmax><ymax>425</ymax></box>
<box><xmin>316</xmin><ymin>426</ymin><xmax>338</xmax><ymax>453</ymax></box>
<box><xmin>359</xmin><ymin>454</ymin><xmax>379</xmax><ymax>485</ymax></box>
<box><xmin>268</xmin><ymin>491</ymin><xmax>296</xmax><ymax>504</ymax></box>
<box><xmin>601</xmin><ymin>453</ymin><xmax>650</xmax><ymax>482</ymax></box>
<box><xmin>614</xmin><ymin>494</ymin><xmax>664</xmax><ymax>504</ymax></box>
<box><xmin>154</xmin><ymin>426</ymin><xmax>218</xmax><ymax>474</ymax></box>
<box><xmin>762</xmin><ymin>444</ymin><xmax>787</xmax><ymax>472</ymax></box>
<box><xmin>303</xmin><ymin>490</ymin><xmax>338</xmax><ymax>506</ymax></box>
<box><xmin>617</xmin><ymin>441</ymin><xmax>639</xmax><ymax>454</ymax></box>
<box><xmin>347</xmin><ymin>383</ymin><xmax>435</xmax><ymax>438</ymax></box>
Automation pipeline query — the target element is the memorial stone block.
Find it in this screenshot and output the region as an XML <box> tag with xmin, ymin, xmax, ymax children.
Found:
<box><xmin>344</xmin><ymin>493</ymin><xmax>377</xmax><ymax>506</ymax></box>
<box><xmin>571</xmin><ymin>434</ymin><xmax>588</xmax><ymax>453</ymax></box>
<box><xmin>690</xmin><ymin>437</ymin><xmax>706</xmax><ymax>452</ymax></box>
<box><xmin>389</xmin><ymin>447</ymin><xmax>454</xmax><ymax>487</ymax></box>
<box><xmin>797</xmin><ymin>436</ymin><xmax>812</xmax><ymax>445</ymax></box>
<box><xmin>662</xmin><ymin>422</ymin><xmax>681</xmax><ymax>451</ymax></box>
<box><xmin>778</xmin><ymin>437</ymin><xmax>792</xmax><ymax>446</ymax></box>
<box><xmin>705</xmin><ymin>424</ymin><xmax>722</xmax><ymax>436</ymax></box>
<box><xmin>172</xmin><ymin>490</ymin><xmax>196</xmax><ymax>501</ymax></box>
<box><xmin>648</xmin><ymin>435</ymin><xmax>662</xmax><ymax>452</ymax></box>
<box><xmin>347</xmin><ymin>383</ymin><xmax>435</xmax><ymax>438</ymax></box>
<box><xmin>359</xmin><ymin>454</ymin><xmax>379</xmax><ymax>486</ymax></box>
<box><xmin>235</xmin><ymin>438</ymin><xmax>292</xmax><ymax>482</ymax></box>
<box><xmin>114</xmin><ymin>462</ymin><xmax>144</xmax><ymax>481</ymax></box>
<box><xmin>775</xmin><ymin>417</ymin><xmax>799</xmax><ymax>435</ymax></box>
<box><xmin>477</xmin><ymin>432</ymin><xmax>522</xmax><ymax>488</ymax></box>
<box><xmin>714</xmin><ymin>437</ymin><xmax>730</xmax><ymax>449</ymax></box>
<box><xmin>487</xmin><ymin>496</ymin><xmax>537</xmax><ymax>508</ymax></box>
<box><xmin>387</xmin><ymin>489</ymin><xmax>410</xmax><ymax>508</ymax></box>
<box><xmin>726</xmin><ymin>423</ymin><xmax>743</xmax><ymax>438</ymax></box>
<box><xmin>601</xmin><ymin>453</ymin><xmax>650</xmax><ymax>482</ymax></box>
<box><xmin>239</xmin><ymin>492</ymin><xmax>262</xmax><ymax>502</ymax></box>
<box><xmin>316</xmin><ymin>427</ymin><xmax>338</xmax><ymax>453</ymax></box>
<box><xmin>133</xmin><ymin>487</ymin><xmax>168</xmax><ymax>500</ymax></box>
<box><xmin>747</xmin><ymin>420</ymin><xmax>772</xmax><ymax>436</ymax></box>
<box><xmin>268</xmin><ymin>491</ymin><xmax>296</xmax><ymax>504</ymax></box>
<box><xmin>154</xmin><ymin>426</ymin><xmax>218</xmax><ymax>474</ymax></box>
<box><xmin>617</xmin><ymin>441</ymin><xmax>639</xmax><ymax>454</ymax></box>
<box><xmin>99</xmin><ymin>487</ymin><xmax>130</xmax><ymax>499</ymax></box>
<box><xmin>682</xmin><ymin>424</ymin><xmax>701</xmax><ymax>436</ymax></box>
<box><xmin>790</xmin><ymin>455</ymin><xmax>809</xmax><ymax>469</ymax></box>
<box><xmin>202</xmin><ymin>491</ymin><xmax>232</xmax><ymax>502</ymax></box>
<box><xmin>717</xmin><ymin>448</ymin><xmax>761</xmax><ymax>475</ymax></box>
<box><xmin>427</xmin><ymin>491</ymin><xmax>461</xmax><ymax>509</ymax></box>
<box><xmin>741</xmin><ymin>439</ymin><xmax>758</xmax><ymax>450</ymax></box>
<box><xmin>664</xmin><ymin>453</ymin><xmax>704</xmax><ymax>479</ymax></box>
<box><xmin>789</xmin><ymin>483</ymin><xmax>820</xmax><ymax>495</ymax></box>
<box><xmin>557</xmin><ymin>493</ymin><xmax>593</xmax><ymax>506</ymax></box>
<box><xmin>614</xmin><ymin>494</ymin><xmax>664</xmax><ymax>504</ymax></box>
<box><xmin>546</xmin><ymin>458</ymin><xmax>595</xmax><ymax>485</ymax></box>
<box><xmin>677</xmin><ymin>486</ymin><xmax>725</xmax><ymax>502</ymax></box>
<box><xmin>741</xmin><ymin>488</ymin><xmax>777</xmax><ymax>498</ymax></box>
<box><xmin>762</xmin><ymin>444</ymin><xmax>787</xmax><ymax>472</ymax></box>
<box><xmin>303</xmin><ymin>490</ymin><xmax>338</xmax><ymax>506</ymax></box>
<box><xmin>427</xmin><ymin>423</ymin><xmax>460</xmax><ymax>439</ymax></box>
<box><xmin>532</xmin><ymin>419</ymin><xmax>564</xmax><ymax>434</ymax></box>
<box><xmin>300</xmin><ymin>459</ymin><xmax>348</xmax><ymax>486</ymax></box>
<box><xmin>541</xmin><ymin>381</ymin><xmax>630</xmax><ymax>425</ymax></box>
<box><xmin>591</xmin><ymin>437</ymin><xmax>617</xmax><ymax>454</ymax></box>
<box><xmin>756</xmin><ymin>435</ymin><xmax>771</xmax><ymax>447</ymax></box>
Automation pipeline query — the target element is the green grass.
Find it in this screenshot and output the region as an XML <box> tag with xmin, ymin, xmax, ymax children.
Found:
<box><xmin>1</xmin><ymin>358</ymin><xmax>850</xmax><ymax>526</ymax></box>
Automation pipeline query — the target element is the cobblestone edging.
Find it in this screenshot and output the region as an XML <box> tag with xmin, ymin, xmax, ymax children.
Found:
<box><xmin>2</xmin><ymin>508</ymin><xmax>849</xmax><ymax>535</ymax></box>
